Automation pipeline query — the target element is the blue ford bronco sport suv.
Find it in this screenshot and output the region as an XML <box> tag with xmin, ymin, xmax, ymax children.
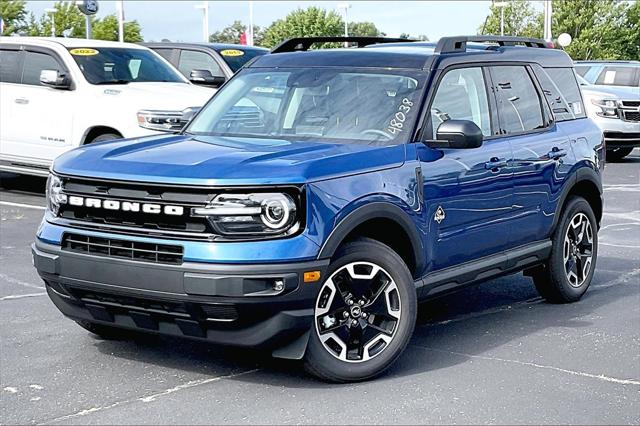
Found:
<box><xmin>33</xmin><ymin>36</ymin><xmax>605</xmax><ymax>382</ymax></box>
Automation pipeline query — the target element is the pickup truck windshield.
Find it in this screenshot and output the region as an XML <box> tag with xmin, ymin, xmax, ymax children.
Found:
<box><xmin>214</xmin><ymin>47</ymin><xmax>268</xmax><ymax>72</ymax></box>
<box><xmin>68</xmin><ymin>47</ymin><xmax>186</xmax><ymax>85</ymax></box>
<box><xmin>186</xmin><ymin>68</ymin><xmax>426</xmax><ymax>144</ymax></box>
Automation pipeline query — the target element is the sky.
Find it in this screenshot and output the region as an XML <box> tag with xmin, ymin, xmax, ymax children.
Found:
<box><xmin>26</xmin><ymin>1</ymin><xmax>495</xmax><ymax>43</ymax></box>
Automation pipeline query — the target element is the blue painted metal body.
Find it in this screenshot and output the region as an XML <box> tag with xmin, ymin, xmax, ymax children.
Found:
<box><xmin>40</xmin><ymin>45</ymin><xmax>604</xmax><ymax>281</ymax></box>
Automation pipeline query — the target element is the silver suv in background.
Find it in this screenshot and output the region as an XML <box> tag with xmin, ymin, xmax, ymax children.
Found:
<box><xmin>577</xmin><ymin>73</ymin><xmax>639</xmax><ymax>161</ymax></box>
<box><xmin>575</xmin><ymin>60</ymin><xmax>640</xmax><ymax>89</ymax></box>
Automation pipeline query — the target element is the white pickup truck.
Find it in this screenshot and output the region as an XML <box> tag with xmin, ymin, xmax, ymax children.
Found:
<box><xmin>0</xmin><ymin>37</ymin><xmax>215</xmax><ymax>176</ymax></box>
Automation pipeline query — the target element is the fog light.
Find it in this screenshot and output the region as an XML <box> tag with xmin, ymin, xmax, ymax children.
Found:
<box><xmin>273</xmin><ymin>280</ymin><xmax>285</xmax><ymax>292</ymax></box>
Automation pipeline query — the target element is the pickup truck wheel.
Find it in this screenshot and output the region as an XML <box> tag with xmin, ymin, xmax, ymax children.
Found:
<box><xmin>74</xmin><ymin>320</ymin><xmax>129</xmax><ymax>340</ymax></box>
<box><xmin>88</xmin><ymin>133</ymin><xmax>120</xmax><ymax>144</ymax></box>
<box><xmin>305</xmin><ymin>238</ymin><xmax>417</xmax><ymax>382</ymax></box>
<box><xmin>606</xmin><ymin>147</ymin><xmax>633</xmax><ymax>162</ymax></box>
<box><xmin>533</xmin><ymin>196</ymin><xmax>597</xmax><ymax>303</ymax></box>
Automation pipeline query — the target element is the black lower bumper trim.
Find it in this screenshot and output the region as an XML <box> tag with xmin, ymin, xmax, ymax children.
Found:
<box><xmin>34</xmin><ymin>241</ymin><xmax>328</xmax><ymax>349</ymax></box>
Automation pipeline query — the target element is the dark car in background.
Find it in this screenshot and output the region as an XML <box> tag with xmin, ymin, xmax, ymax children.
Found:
<box><xmin>143</xmin><ymin>42</ymin><xmax>268</xmax><ymax>88</ymax></box>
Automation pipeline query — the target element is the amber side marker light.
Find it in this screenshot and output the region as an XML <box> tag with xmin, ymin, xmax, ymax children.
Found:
<box><xmin>304</xmin><ymin>271</ymin><xmax>321</xmax><ymax>283</ymax></box>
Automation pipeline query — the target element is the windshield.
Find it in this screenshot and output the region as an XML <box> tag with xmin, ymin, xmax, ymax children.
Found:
<box><xmin>186</xmin><ymin>68</ymin><xmax>425</xmax><ymax>144</ymax></box>
<box><xmin>215</xmin><ymin>47</ymin><xmax>268</xmax><ymax>72</ymax></box>
<box><xmin>68</xmin><ymin>47</ymin><xmax>186</xmax><ymax>85</ymax></box>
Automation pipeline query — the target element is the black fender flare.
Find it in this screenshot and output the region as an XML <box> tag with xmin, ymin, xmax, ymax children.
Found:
<box><xmin>551</xmin><ymin>166</ymin><xmax>603</xmax><ymax>233</ymax></box>
<box><xmin>317</xmin><ymin>201</ymin><xmax>426</xmax><ymax>274</ymax></box>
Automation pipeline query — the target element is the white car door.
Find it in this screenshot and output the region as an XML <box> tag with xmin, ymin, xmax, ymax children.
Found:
<box><xmin>8</xmin><ymin>49</ymin><xmax>75</xmax><ymax>165</ymax></box>
<box><xmin>0</xmin><ymin>48</ymin><xmax>23</xmax><ymax>157</ymax></box>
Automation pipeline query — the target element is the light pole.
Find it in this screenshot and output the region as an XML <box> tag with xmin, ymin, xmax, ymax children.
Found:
<box><xmin>248</xmin><ymin>0</ymin><xmax>254</xmax><ymax>46</ymax></box>
<box><xmin>493</xmin><ymin>1</ymin><xmax>508</xmax><ymax>36</ymax></box>
<box><xmin>543</xmin><ymin>0</ymin><xmax>553</xmax><ymax>41</ymax></box>
<box><xmin>337</xmin><ymin>3</ymin><xmax>350</xmax><ymax>47</ymax></box>
<box><xmin>194</xmin><ymin>1</ymin><xmax>209</xmax><ymax>43</ymax></box>
<box><xmin>45</xmin><ymin>8</ymin><xmax>56</xmax><ymax>37</ymax></box>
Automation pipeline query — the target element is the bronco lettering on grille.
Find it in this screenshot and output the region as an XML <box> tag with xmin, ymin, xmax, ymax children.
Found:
<box><xmin>67</xmin><ymin>196</ymin><xmax>184</xmax><ymax>216</ymax></box>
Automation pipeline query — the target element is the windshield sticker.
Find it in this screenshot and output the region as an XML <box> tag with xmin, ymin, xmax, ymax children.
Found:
<box><xmin>387</xmin><ymin>98</ymin><xmax>414</xmax><ymax>136</ymax></box>
<box><xmin>220</xmin><ymin>49</ymin><xmax>245</xmax><ymax>57</ymax></box>
<box><xmin>69</xmin><ymin>48</ymin><xmax>99</xmax><ymax>56</ymax></box>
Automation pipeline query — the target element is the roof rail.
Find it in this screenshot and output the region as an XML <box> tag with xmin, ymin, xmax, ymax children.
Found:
<box><xmin>435</xmin><ymin>36</ymin><xmax>552</xmax><ymax>54</ymax></box>
<box><xmin>271</xmin><ymin>36</ymin><xmax>411</xmax><ymax>53</ymax></box>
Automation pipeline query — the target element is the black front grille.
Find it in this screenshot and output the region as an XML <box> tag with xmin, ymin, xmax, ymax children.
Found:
<box><xmin>63</xmin><ymin>233</ymin><xmax>183</xmax><ymax>264</ymax></box>
<box><xmin>623</xmin><ymin>111</ymin><xmax>640</xmax><ymax>122</ymax></box>
<box><xmin>621</xmin><ymin>101</ymin><xmax>640</xmax><ymax>107</ymax></box>
<box><xmin>57</xmin><ymin>177</ymin><xmax>215</xmax><ymax>240</ymax></box>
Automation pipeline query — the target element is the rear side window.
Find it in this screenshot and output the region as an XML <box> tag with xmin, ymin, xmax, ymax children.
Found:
<box><xmin>574</xmin><ymin>65</ymin><xmax>591</xmax><ymax>78</ymax></box>
<box><xmin>22</xmin><ymin>51</ymin><xmax>65</xmax><ymax>86</ymax></box>
<box><xmin>595</xmin><ymin>66</ymin><xmax>639</xmax><ymax>87</ymax></box>
<box><xmin>490</xmin><ymin>66</ymin><xmax>545</xmax><ymax>134</ymax></box>
<box><xmin>153</xmin><ymin>48</ymin><xmax>174</xmax><ymax>62</ymax></box>
<box><xmin>534</xmin><ymin>66</ymin><xmax>586</xmax><ymax>121</ymax></box>
<box><xmin>0</xmin><ymin>50</ymin><xmax>22</xmax><ymax>83</ymax></box>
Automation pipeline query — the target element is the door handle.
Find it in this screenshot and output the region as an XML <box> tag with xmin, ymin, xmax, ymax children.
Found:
<box><xmin>548</xmin><ymin>147</ymin><xmax>567</xmax><ymax>160</ymax></box>
<box><xmin>485</xmin><ymin>157</ymin><xmax>508</xmax><ymax>170</ymax></box>
<box><xmin>14</xmin><ymin>98</ymin><xmax>29</xmax><ymax>105</ymax></box>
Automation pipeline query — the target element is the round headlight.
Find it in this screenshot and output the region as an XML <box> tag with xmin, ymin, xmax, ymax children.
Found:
<box><xmin>46</xmin><ymin>174</ymin><xmax>67</xmax><ymax>216</ymax></box>
<box><xmin>262</xmin><ymin>198</ymin><xmax>291</xmax><ymax>229</ymax></box>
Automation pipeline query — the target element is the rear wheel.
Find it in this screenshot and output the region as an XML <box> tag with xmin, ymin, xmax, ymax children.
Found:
<box><xmin>533</xmin><ymin>196</ymin><xmax>598</xmax><ymax>303</ymax></box>
<box><xmin>606</xmin><ymin>147</ymin><xmax>633</xmax><ymax>162</ymax></box>
<box><xmin>304</xmin><ymin>238</ymin><xmax>417</xmax><ymax>382</ymax></box>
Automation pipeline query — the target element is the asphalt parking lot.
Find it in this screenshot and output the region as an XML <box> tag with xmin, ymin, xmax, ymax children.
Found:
<box><xmin>1</xmin><ymin>150</ymin><xmax>638</xmax><ymax>425</ymax></box>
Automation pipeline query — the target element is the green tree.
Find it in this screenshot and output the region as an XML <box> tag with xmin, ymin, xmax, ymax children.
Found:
<box><xmin>261</xmin><ymin>7</ymin><xmax>343</xmax><ymax>48</ymax></box>
<box><xmin>552</xmin><ymin>0</ymin><xmax>630</xmax><ymax>60</ymax></box>
<box><xmin>92</xmin><ymin>14</ymin><xmax>142</xmax><ymax>42</ymax></box>
<box><xmin>209</xmin><ymin>20</ymin><xmax>264</xmax><ymax>46</ymax></box>
<box><xmin>620</xmin><ymin>0</ymin><xmax>639</xmax><ymax>60</ymax></box>
<box><xmin>0</xmin><ymin>0</ymin><xmax>28</xmax><ymax>35</ymax></box>
<box><xmin>479</xmin><ymin>0</ymin><xmax>542</xmax><ymax>37</ymax></box>
<box><xmin>348</xmin><ymin>21</ymin><xmax>384</xmax><ymax>37</ymax></box>
<box><xmin>24</xmin><ymin>1</ymin><xmax>85</xmax><ymax>37</ymax></box>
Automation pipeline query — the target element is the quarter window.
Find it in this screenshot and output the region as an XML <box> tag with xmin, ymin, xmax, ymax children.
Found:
<box><xmin>428</xmin><ymin>67</ymin><xmax>492</xmax><ymax>137</ymax></box>
<box><xmin>491</xmin><ymin>66</ymin><xmax>545</xmax><ymax>134</ymax></box>
<box><xmin>178</xmin><ymin>50</ymin><xmax>225</xmax><ymax>78</ymax></box>
<box><xmin>22</xmin><ymin>51</ymin><xmax>65</xmax><ymax>86</ymax></box>
<box><xmin>533</xmin><ymin>66</ymin><xmax>586</xmax><ymax>121</ymax></box>
<box><xmin>0</xmin><ymin>50</ymin><xmax>21</xmax><ymax>83</ymax></box>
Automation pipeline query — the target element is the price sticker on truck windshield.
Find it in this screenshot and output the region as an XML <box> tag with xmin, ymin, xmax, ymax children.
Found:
<box><xmin>220</xmin><ymin>49</ymin><xmax>245</xmax><ymax>57</ymax></box>
<box><xmin>69</xmin><ymin>48</ymin><xmax>99</xmax><ymax>56</ymax></box>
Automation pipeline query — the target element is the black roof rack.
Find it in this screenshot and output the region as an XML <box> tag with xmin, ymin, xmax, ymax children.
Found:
<box><xmin>271</xmin><ymin>36</ymin><xmax>412</xmax><ymax>53</ymax></box>
<box><xmin>435</xmin><ymin>36</ymin><xmax>552</xmax><ymax>54</ymax></box>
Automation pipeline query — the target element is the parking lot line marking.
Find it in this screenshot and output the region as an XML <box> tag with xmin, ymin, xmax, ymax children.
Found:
<box><xmin>413</xmin><ymin>346</ymin><xmax>640</xmax><ymax>386</ymax></box>
<box><xmin>138</xmin><ymin>368</ymin><xmax>260</xmax><ymax>403</ymax></box>
<box><xmin>0</xmin><ymin>292</ymin><xmax>46</xmax><ymax>301</ymax></box>
<box><xmin>0</xmin><ymin>201</ymin><xmax>45</xmax><ymax>210</ymax></box>
<box><xmin>41</xmin><ymin>368</ymin><xmax>260</xmax><ymax>425</ymax></box>
<box><xmin>0</xmin><ymin>273</ymin><xmax>45</xmax><ymax>290</ymax></box>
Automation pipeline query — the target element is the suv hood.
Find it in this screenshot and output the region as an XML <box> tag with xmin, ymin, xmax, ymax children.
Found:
<box><xmin>94</xmin><ymin>82</ymin><xmax>215</xmax><ymax>110</ymax></box>
<box><xmin>580</xmin><ymin>84</ymin><xmax>639</xmax><ymax>101</ymax></box>
<box><xmin>53</xmin><ymin>134</ymin><xmax>406</xmax><ymax>186</ymax></box>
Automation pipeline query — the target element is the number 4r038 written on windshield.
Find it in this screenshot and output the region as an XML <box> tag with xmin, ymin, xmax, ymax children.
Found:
<box><xmin>387</xmin><ymin>98</ymin><xmax>414</xmax><ymax>137</ymax></box>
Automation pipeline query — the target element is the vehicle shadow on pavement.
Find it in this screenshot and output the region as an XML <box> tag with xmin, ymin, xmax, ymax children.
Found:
<box><xmin>89</xmin><ymin>258</ymin><xmax>635</xmax><ymax>387</ymax></box>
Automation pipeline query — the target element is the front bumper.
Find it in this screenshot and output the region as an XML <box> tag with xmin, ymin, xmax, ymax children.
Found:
<box><xmin>32</xmin><ymin>241</ymin><xmax>329</xmax><ymax>350</ymax></box>
<box><xmin>590</xmin><ymin>115</ymin><xmax>640</xmax><ymax>149</ymax></box>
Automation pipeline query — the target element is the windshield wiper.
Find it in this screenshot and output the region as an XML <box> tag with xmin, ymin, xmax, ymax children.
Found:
<box><xmin>94</xmin><ymin>80</ymin><xmax>130</xmax><ymax>85</ymax></box>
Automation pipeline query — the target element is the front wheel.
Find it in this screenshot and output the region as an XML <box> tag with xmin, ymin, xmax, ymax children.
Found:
<box><xmin>304</xmin><ymin>238</ymin><xmax>417</xmax><ymax>382</ymax></box>
<box><xmin>533</xmin><ymin>196</ymin><xmax>598</xmax><ymax>303</ymax></box>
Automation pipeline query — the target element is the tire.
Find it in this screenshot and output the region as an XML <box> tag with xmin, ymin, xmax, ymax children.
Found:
<box><xmin>304</xmin><ymin>238</ymin><xmax>417</xmax><ymax>382</ymax></box>
<box><xmin>533</xmin><ymin>196</ymin><xmax>598</xmax><ymax>303</ymax></box>
<box><xmin>88</xmin><ymin>133</ymin><xmax>121</xmax><ymax>144</ymax></box>
<box><xmin>606</xmin><ymin>147</ymin><xmax>633</xmax><ymax>162</ymax></box>
<box><xmin>74</xmin><ymin>320</ymin><xmax>130</xmax><ymax>340</ymax></box>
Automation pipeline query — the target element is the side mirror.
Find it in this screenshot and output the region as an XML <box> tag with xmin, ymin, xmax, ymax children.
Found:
<box><xmin>428</xmin><ymin>120</ymin><xmax>483</xmax><ymax>149</ymax></box>
<box><xmin>189</xmin><ymin>69</ymin><xmax>226</xmax><ymax>88</ymax></box>
<box><xmin>40</xmin><ymin>69</ymin><xmax>71</xmax><ymax>89</ymax></box>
